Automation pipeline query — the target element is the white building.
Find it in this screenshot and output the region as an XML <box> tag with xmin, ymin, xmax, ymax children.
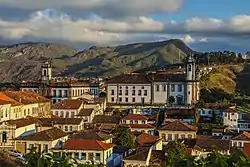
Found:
<box><xmin>106</xmin><ymin>56</ymin><xmax>200</xmax><ymax>106</ymax></box>
<box><xmin>223</xmin><ymin>106</ymin><xmax>238</xmax><ymax>128</ymax></box>
<box><xmin>20</xmin><ymin>61</ymin><xmax>100</xmax><ymax>103</ymax></box>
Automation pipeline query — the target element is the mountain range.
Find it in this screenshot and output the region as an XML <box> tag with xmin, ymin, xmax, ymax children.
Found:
<box><xmin>0</xmin><ymin>39</ymin><xmax>193</xmax><ymax>83</ymax></box>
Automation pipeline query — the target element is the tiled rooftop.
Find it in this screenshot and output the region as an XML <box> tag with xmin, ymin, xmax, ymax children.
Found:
<box><xmin>159</xmin><ymin>120</ymin><xmax>197</xmax><ymax>131</ymax></box>
<box><xmin>122</xmin><ymin>114</ymin><xmax>149</xmax><ymax>121</ymax></box>
<box><xmin>52</xmin><ymin>99</ymin><xmax>83</xmax><ymax>110</ymax></box>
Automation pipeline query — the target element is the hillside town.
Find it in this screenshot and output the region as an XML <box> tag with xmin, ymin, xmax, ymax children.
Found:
<box><xmin>0</xmin><ymin>54</ymin><xmax>250</xmax><ymax>167</ymax></box>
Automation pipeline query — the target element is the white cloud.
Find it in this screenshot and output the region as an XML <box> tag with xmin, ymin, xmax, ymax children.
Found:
<box><xmin>0</xmin><ymin>0</ymin><xmax>182</xmax><ymax>15</ymax></box>
<box><xmin>180</xmin><ymin>35</ymin><xmax>195</xmax><ymax>43</ymax></box>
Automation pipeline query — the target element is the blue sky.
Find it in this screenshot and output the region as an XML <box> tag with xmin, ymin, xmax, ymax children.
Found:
<box><xmin>0</xmin><ymin>0</ymin><xmax>249</xmax><ymax>52</ymax></box>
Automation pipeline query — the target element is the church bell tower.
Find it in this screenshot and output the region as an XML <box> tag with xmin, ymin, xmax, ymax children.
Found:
<box><xmin>185</xmin><ymin>54</ymin><xmax>196</xmax><ymax>105</ymax></box>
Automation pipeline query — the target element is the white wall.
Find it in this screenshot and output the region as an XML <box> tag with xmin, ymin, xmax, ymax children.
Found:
<box><xmin>223</xmin><ymin>112</ymin><xmax>238</xmax><ymax>127</ymax></box>
<box><xmin>153</xmin><ymin>82</ymin><xmax>168</xmax><ymax>104</ymax></box>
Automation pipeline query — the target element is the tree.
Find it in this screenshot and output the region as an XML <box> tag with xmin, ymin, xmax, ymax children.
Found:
<box><xmin>113</xmin><ymin>125</ymin><xmax>135</xmax><ymax>148</ymax></box>
<box><xmin>165</xmin><ymin>141</ymin><xmax>186</xmax><ymax>166</ymax></box>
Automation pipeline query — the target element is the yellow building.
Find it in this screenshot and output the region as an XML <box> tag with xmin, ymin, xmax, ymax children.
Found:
<box><xmin>158</xmin><ymin>120</ymin><xmax>197</xmax><ymax>145</ymax></box>
<box><xmin>14</xmin><ymin>127</ymin><xmax>68</xmax><ymax>154</ymax></box>
<box><xmin>52</xmin><ymin>138</ymin><xmax>115</xmax><ymax>165</ymax></box>
<box><xmin>0</xmin><ymin>90</ymin><xmax>51</xmax><ymax>120</ymax></box>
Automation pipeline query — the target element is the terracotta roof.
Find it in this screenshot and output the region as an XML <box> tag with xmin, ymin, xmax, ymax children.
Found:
<box><xmin>149</xmin><ymin>73</ymin><xmax>186</xmax><ymax>82</ymax></box>
<box><xmin>6</xmin><ymin>118</ymin><xmax>37</xmax><ymax>128</ymax></box>
<box><xmin>136</xmin><ymin>133</ymin><xmax>161</xmax><ymax>147</ymax></box>
<box><xmin>159</xmin><ymin>120</ymin><xmax>197</xmax><ymax>131</ymax></box>
<box><xmin>0</xmin><ymin>99</ymin><xmax>11</xmax><ymax>105</ymax></box>
<box><xmin>232</xmin><ymin>132</ymin><xmax>250</xmax><ymax>141</ymax></box>
<box><xmin>244</xmin><ymin>143</ymin><xmax>250</xmax><ymax>156</ymax></box>
<box><xmin>122</xmin><ymin>124</ymin><xmax>155</xmax><ymax>129</ymax></box>
<box><xmin>63</xmin><ymin>139</ymin><xmax>115</xmax><ymax>151</ymax></box>
<box><xmin>37</xmin><ymin>118</ymin><xmax>83</xmax><ymax>126</ymax></box>
<box><xmin>165</xmin><ymin>108</ymin><xmax>196</xmax><ymax>116</ymax></box>
<box><xmin>52</xmin><ymin>99</ymin><xmax>83</xmax><ymax>110</ymax></box>
<box><xmin>92</xmin><ymin>115</ymin><xmax>121</xmax><ymax>124</ymax></box>
<box><xmin>194</xmin><ymin>138</ymin><xmax>230</xmax><ymax>151</ymax></box>
<box><xmin>122</xmin><ymin>114</ymin><xmax>149</xmax><ymax>121</ymax></box>
<box><xmin>2</xmin><ymin>91</ymin><xmax>50</xmax><ymax>104</ymax></box>
<box><xmin>72</xmin><ymin>130</ymin><xmax>112</xmax><ymax>141</ymax></box>
<box><xmin>106</xmin><ymin>73</ymin><xmax>151</xmax><ymax>84</ymax></box>
<box><xmin>97</xmin><ymin>124</ymin><xmax>116</xmax><ymax>133</ymax></box>
<box><xmin>224</xmin><ymin>106</ymin><xmax>237</xmax><ymax>113</ymax></box>
<box><xmin>123</xmin><ymin>149</ymin><xmax>149</xmax><ymax>161</ymax></box>
<box><xmin>76</xmin><ymin>108</ymin><xmax>94</xmax><ymax>116</ymax></box>
<box><xmin>0</xmin><ymin>92</ymin><xmax>22</xmax><ymax>106</ymax></box>
<box><xmin>15</xmin><ymin>127</ymin><xmax>68</xmax><ymax>141</ymax></box>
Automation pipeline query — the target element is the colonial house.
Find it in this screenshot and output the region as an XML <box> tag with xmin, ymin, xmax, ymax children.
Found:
<box><xmin>71</xmin><ymin>129</ymin><xmax>113</xmax><ymax>143</ymax></box>
<box><xmin>123</xmin><ymin>147</ymin><xmax>165</xmax><ymax>167</ymax></box>
<box><xmin>14</xmin><ymin>127</ymin><xmax>68</xmax><ymax>154</ymax></box>
<box><xmin>106</xmin><ymin>56</ymin><xmax>200</xmax><ymax>106</ymax></box>
<box><xmin>136</xmin><ymin>133</ymin><xmax>163</xmax><ymax>151</ymax></box>
<box><xmin>36</xmin><ymin>118</ymin><xmax>85</xmax><ymax>133</ymax></box>
<box><xmin>20</xmin><ymin>61</ymin><xmax>100</xmax><ymax>103</ymax></box>
<box><xmin>163</xmin><ymin>107</ymin><xmax>196</xmax><ymax>124</ymax></box>
<box><xmin>0</xmin><ymin>118</ymin><xmax>37</xmax><ymax>148</ymax></box>
<box><xmin>0</xmin><ymin>91</ymin><xmax>51</xmax><ymax>120</ymax></box>
<box><xmin>75</xmin><ymin>108</ymin><xmax>95</xmax><ymax>123</ymax></box>
<box><xmin>52</xmin><ymin>138</ymin><xmax>115</xmax><ymax>165</ymax></box>
<box><xmin>51</xmin><ymin>99</ymin><xmax>84</xmax><ymax>118</ymax></box>
<box><xmin>223</xmin><ymin>106</ymin><xmax>238</xmax><ymax>128</ymax></box>
<box><xmin>0</xmin><ymin>100</ymin><xmax>12</xmax><ymax>122</ymax></box>
<box><xmin>158</xmin><ymin>120</ymin><xmax>197</xmax><ymax>145</ymax></box>
<box><xmin>231</xmin><ymin>132</ymin><xmax>250</xmax><ymax>148</ymax></box>
<box><xmin>183</xmin><ymin>136</ymin><xmax>230</xmax><ymax>158</ymax></box>
<box><xmin>120</xmin><ymin>114</ymin><xmax>155</xmax><ymax>135</ymax></box>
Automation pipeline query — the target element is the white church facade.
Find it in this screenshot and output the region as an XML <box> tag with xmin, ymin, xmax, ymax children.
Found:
<box><xmin>106</xmin><ymin>56</ymin><xmax>200</xmax><ymax>105</ymax></box>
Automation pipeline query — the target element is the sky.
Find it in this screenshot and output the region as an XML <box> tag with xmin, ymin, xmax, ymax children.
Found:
<box><xmin>0</xmin><ymin>0</ymin><xmax>249</xmax><ymax>52</ymax></box>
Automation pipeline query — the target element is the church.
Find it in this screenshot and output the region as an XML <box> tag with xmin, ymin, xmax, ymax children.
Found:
<box><xmin>106</xmin><ymin>55</ymin><xmax>200</xmax><ymax>106</ymax></box>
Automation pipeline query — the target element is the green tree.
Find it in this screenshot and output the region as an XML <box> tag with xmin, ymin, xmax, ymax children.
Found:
<box><xmin>165</xmin><ymin>141</ymin><xmax>186</xmax><ymax>166</ymax></box>
<box><xmin>168</xmin><ymin>96</ymin><xmax>175</xmax><ymax>105</ymax></box>
<box><xmin>113</xmin><ymin>125</ymin><xmax>135</xmax><ymax>148</ymax></box>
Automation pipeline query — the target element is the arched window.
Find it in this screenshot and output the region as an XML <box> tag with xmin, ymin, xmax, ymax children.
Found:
<box><xmin>188</xmin><ymin>64</ymin><xmax>192</xmax><ymax>72</ymax></box>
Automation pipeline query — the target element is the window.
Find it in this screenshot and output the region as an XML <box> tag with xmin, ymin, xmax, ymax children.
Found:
<box><xmin>88</xmin><ymin>153</ymin><xmax>94</xmax><ymax>161</ymax></box>
<box><xmin>5</xmin><ymin>109</ymin><xmax>7</xmax><ymax>117</ymax></box>
<box><xmin>71</xmin><ymin>112</ymin><xmax>74</xmax><ymax>118</ymax></box>
<box><xmin>141</xmin><ymin>97</ymin><xmax>145</xmax><ymax>104</ymax></box>
<box><xmin>156</xmin><ymin>85</ymin><xmax>160</xmax><ymax>92</ymax></box>
<box><xmin>138</xmin><ymin>90</ymin><xmax>142</xmax><ymax>96</ymax></box>
<box><xmin>119</xmin><ymin>97</ymin><xmax>122</xmax><ymax>102</ymax></box>
<box><xmin>125</xmin><ymin>86</ymin><xmax>128</xmax><ymax>89</ymax></box>
<box><xmin>119</xmin><ymin>90</ymin><xmax>122</xmax><ymax>95</ymax></box>
<box><xmin>135</xmin><ymin>120</ymin><xmax>138</xmax><ymax>124</ymax></box>
<box><xmin>225</xmin><ymin>113</ymin><xmax>227</xmax><ymax>117</ymax></box>
<box><xmin>188</xmin><ymin>134</ymin><xmax>193</xmax><ymax>139</ymax></box>
<box><xmin>60</xmin><ymin>111</ymin><xmax>63</xmax><ymax>117</ymax></box>
<box><xmin>123</xmin><ymin>120</ymin><xmax>126</xmax><ymax>124</ymax></box>
<box><xmin>174</xmin><ymin>134</ymin><xmax>178</xmax><ymax>140</ymax></box>
<box><xmin>66</xmin><ymin>112</ymin><xmax>69</xmax><ymax>118</ymax></box>
<box><xmin>29</xmin><ymin>144</ymin><xmax>34</xmax><ymax>149</ymax></box>
<box><xmin>81</xmin><ymin>153</ymin><xmax>86</xmax><ymax>160</ymax></box>
<box><xmin>161</xmin><ymin>134</ymin><xmax>166</xmax><ymax>141</ymax></box>
<box><xmin>96</xmin><ymin>153</ymin><xmax>101</xmax><ymax>161</ymax></box>
<box><xmin>43</xmin><ymin>144</ymin><xmax>48</xmax><ymax>152</ymax></box>
<box><xmin>171</xmin><ymin>85</ymin><xmax>175</xmax><ymax>92</ymax></box>
<box><xmin>144</xmin><ymin>90</ymin><xmax>147</xmax><ymax>96</ymax></box>
<box><xmin>37</xmin><ymin>144</ymin><xmax>41</xmax><ymax>153</ymax></box>
<box><xmin>65</xmin><ymin>126</ymin><xmax>68</xmax><ymax>132</ymax></box>
<box><xmin>111</xmin><ymin>90</ymin><xmax>115</xmax><ymax>95</ymax></box>
<box><xmin>74</xmin><ymin>152</ymin><xmax>79</xmax><ymax>159</ymax></box>
<box><xmin>111</xmin><ymin>97</ymin><xmax>115</xmax><ymax>102</ymax></box>
<box><xmin>59</xmin><ymin>90</ymin><xmax>62</xmax><ymax>97</ymax></box>
<box><xmin>133</xmin><ymin>86</ymin><xmax>135</xmax><ymax>89</ymax></box>
<box><xmin>132</xmin><ymin>90</ymin><xmax>136</xmax><ymax>95</ymax></box>
<box><xmin>181</xmin><ymin>134</ymin><xmax>185</xmax><ymax>139</ymax></box>
<box><xmin>125</xmin><ymin>90</ymin><xmax>128</xmax><ymax>95</ymax></box>
<box><xmin>188</xmin><ymin>65</ymin><xmax>192</xmax><ymax>72</ymax></box>
<box><xmin>202</xmin><ymin>110</ymin><xmax>205</xmax><ymax>114</ymax></box>
<box><xmin>208</xmin><ymin>111</ymin><xmax>212</xmax><ymax>115</ymax></box>
<box><xmin>163</xmin><ymin>85</ymin><xmax>166</xmax><ymax>92</ymax></box>
<box><xmin>167</xmin><ymin>134</ymin><xmax>172</xmax><ymax>141</ymax></box>
<box><xmin>231</xmin><ymin>113</ymin><xmax>235</xmax><ymax>116</ymax></box>
<box><xmin>178</xmin><ymin>85</ymin><xmax>182</xmax><ymax>92</ymax></box>
<box><xmin>64</xmin><ymin>90</ymin><xmax>68</xmax><ymax>97</ymax></box>
<box><xmin>188</xmin><ymin>91</ymin><xmax>190</xmax><ymax>95</ymax></box>
<box><xmin>141</xmin><ymin>86</ymin><xmax>144</xmax><ymax>89</ymax></box>
<box><xmin>70</xmin><ymin>126</ymin><xmax>73</xmax><ymax>131</ymax></box>
<box><xmin>24</xmin><ymin>109</ymin><xmax>26</xmax><ymax>116</ymax></box>
<box><xmin>132</xmin><ymin>98</ymin><xmax>135</xmax><ymax>102</ymax></box>
<box><xmin>27</xmin><ymin>109</ymin><xmax>30</xmax><ymax>115</ymax></box>
<box><xmin>125</xmin><ymin>97</ymin><xmax>128</xmax><ymax>102</ymax></box>
<box><xmin>233</xmin><ymin>142</ymin><xmax>237</xmax><ymax>147</ymax></box>
<box><xmin>130</xmin><ymin>120</ymin><xmax>133</xmax><ymax>124</ymax></box>
<box><xmin>142</xmin><ymin>121</ymin><xmax>146</xmax><ymax>124</ymax></box>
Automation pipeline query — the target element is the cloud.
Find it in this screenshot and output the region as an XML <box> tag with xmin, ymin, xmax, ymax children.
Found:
<box><xmin>0</xmin><ymin>0</ymin><xmax>182</xmax><ymax>17</ymax></box>
<box><xmin>0</xmin><ymin>9</ymin><xmax>250</xmax><ymax>49</ymax></box>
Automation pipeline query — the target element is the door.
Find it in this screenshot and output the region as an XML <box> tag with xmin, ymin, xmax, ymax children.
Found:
<box><xmin>2</xmin><ymin>132</ymin><xmax>7</xmax><ymax>143</ymax></box>
<box><xmin>176</xmin><ymin>95</ymin><xmax>183</xmax><ymax>105</ymax></box>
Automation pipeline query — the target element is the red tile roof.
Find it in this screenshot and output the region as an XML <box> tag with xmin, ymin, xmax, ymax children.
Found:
<box><xmin>0</xmin><ymin>92</ymin><xmax>22</xmax><ymax>106</ymax></box>
<box><xmin>63</xmin><ymin>139</ymin><xmax>115</xmax><ymax>151</ymax></box>
<box><xmin>159</xmin><ymin>120</ymin><xmax>197</xmax><ymax>131</ymax></box>
<box><xmin>52</xmin><ymin>99</ymin><xmax>83</xmax><ymax>110</ymax></box>
<box><xmin>76</xmin><ymin>108</ymin><xmax>94</xmax><ymax>116</ymax></box>
<box><xmin>136</xmin><ymin>133</ymin><xmax>161</xmax><ymax>146</ymax></box>
<box><xmin>122</xmin><ymin>114</ymin><xmax>149</xmax><ymax>121</ymax></box>
<box><xmin>15</xmin><ymin>127</ymin><xmax>68</xmax><ymax>141</ymax></box>
<box><xmin>232</xmin><ymin>132</ymin><xmax>250</xmax><ymax>141</ymax></box>
<box><xmin>2</xmin><ymin>91</ymin><xmax>50</xmax><ymax>104</ymax></box>
<box><xmin>6</xmin><ymin>118</ymin><xmax>37</xmax><ymax>128</ymax></box>
<box><xmin>0</xmin><ymin>100</ymin><xmax>11</xmax><ymax>105</ymax></box>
